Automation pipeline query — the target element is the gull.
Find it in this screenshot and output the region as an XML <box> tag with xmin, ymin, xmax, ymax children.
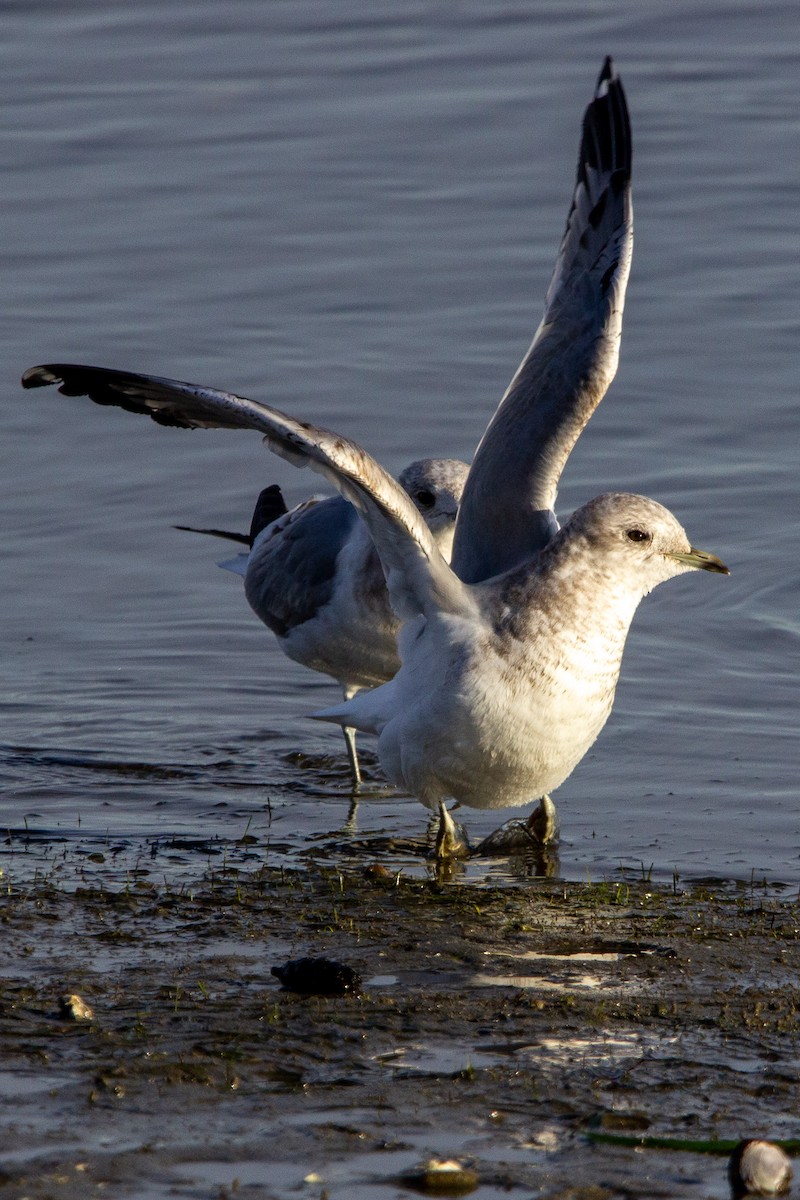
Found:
<box><xmin>176</xmin><ymin>459</ymin><xmax>468</xmax><ymax>786</ymax></box>
<box><xmin>21</xmin><ymin>59</ymin><xmax>729</xmax><ymax>856</ymax></box>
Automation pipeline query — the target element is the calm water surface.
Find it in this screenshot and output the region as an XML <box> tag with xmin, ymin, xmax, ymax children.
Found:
<box><xmin>3</xmin><ymin>1</ymin><xmax>799</xmax><ymax>888</ymax></box>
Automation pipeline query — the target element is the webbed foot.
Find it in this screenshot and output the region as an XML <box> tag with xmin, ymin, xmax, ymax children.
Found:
<box><xmin>473</xmin><ymin>795</ymin><xmax>559</xmax><ymax>856</ymax></box>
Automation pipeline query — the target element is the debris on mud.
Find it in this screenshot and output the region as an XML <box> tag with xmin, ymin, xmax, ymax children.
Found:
<box><xmin>400</xmin><ymin>1156</ymin><xmax>480</xmax><ymax>1194</ymax></box>
<box><xmin>729</xmin><ymin>1139</ymin><xmax>793</xmax><ymax>1197</ymax></box>
<box><xmin>58</xmin><ymin>992</ymin><xmax>94</xmax><ymax>1021</ymax></box>
<box><xmin>271</xmin><ymin>955</ymin><xmax>361</xmax><ymax>995</ymax></box>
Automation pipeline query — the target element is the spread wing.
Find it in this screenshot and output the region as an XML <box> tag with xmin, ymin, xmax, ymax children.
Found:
<box><xmin>21</xmin><ymin>364</ymin><xmax>471</xmax><ymax>622</ymax></box>
<box><xmin>451</xmin><ymin>57</ymin><xmax>633</xmax><ymax>583</ymax></box>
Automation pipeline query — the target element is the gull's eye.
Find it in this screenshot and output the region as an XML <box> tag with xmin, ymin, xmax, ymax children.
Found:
<box><xmin>415</xmin><ymin>489</ymin><xmax>436</xmax><ymax>510</ymax></box>
<box><xmin>626</xmin><ymin>528</ymin><xmax>651</xmax><ymax>543</ymax></box>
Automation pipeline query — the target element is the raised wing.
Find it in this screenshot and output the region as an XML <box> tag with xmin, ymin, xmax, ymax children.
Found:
<box><xmin>21</xmin><ymin>364</ymin><xmax>470</xmax><ymax>621</ymax></box>
<box><xmin>451</xmin><ymin>57</ymin><xmax>633</xmax><ymax>584</ymax></box>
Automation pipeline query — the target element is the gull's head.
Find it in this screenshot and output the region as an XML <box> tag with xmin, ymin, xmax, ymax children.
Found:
<box><xmin>562</xmin><ymin>493</ymin><xmax>729</xmax><ymax>595</ymax></box>
<box><xmin>399</xmin><ymin>458</ymin><xmax>470</xmax><ymax>559</ymax></box>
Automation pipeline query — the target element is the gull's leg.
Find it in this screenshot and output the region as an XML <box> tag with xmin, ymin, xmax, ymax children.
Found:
<box><xmin>341</xmin><ymin>685</ymin><xmax>362</xmax><ymax>791</ymax></box>
<box><xmin>342</xmin><ymin>725</ymin><xmax>361</xmax><ymax>787</ymax></box>
<box><xmin>433</xmin><ymin>800</ymin><xmax>470</xmax><ymax>860</ymax></box>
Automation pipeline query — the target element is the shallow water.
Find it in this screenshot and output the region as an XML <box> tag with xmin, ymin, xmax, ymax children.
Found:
<box><xmin>3</xmin><ymin>1</ymin><xmax>799</xmax><ymax>890</ymax></box>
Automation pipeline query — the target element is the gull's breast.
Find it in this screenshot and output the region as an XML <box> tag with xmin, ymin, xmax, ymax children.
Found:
<box><xmin>388</xmin><ymin>602</ymin><xmax>627</xmax><ymax>812</ymax></box>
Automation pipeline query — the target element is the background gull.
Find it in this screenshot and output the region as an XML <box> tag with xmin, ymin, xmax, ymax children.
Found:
<box><xmin>22</xmin><ymin>61</ymin><xmax>727</xmax><ymax>855</ymax></box>
<box><xmin>175</xmin><ymin>459</ymin><xmax>467</xmax><ymax>788</ymax></box>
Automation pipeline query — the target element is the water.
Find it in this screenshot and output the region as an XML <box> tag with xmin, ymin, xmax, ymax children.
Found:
<box><xmin>3</xmin><ymin>0</ymin><xmax>799</xmax><ymax>889</ymax></box>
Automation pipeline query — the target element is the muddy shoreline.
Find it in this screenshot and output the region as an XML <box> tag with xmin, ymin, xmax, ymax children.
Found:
<box><xmin>1</xmin><ymin>864</ymin><xmax>798</xmax><ymax>1198</ymax></box>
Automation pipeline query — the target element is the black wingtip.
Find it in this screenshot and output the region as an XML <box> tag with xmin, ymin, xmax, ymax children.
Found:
<box><xmin>19</xmin><ymin>361</ymin><xmax>202</xmax><ymax>427</ymax></box>
<box><xmin>173</xmin><ymin>524</ymin><xmax>251</xmax><ymax>545</ymax></box>
<box><xmin>597</xmin><ymin>56</ymin><xmax>614</xmax><ymax>88</ymax></box>
<box><xmin>249</xmin><ymin>484</ymin><xmax>289</xmax><ymax>544</ymax></box>
<box><xmin>21</xmin><ymin>362</ymin><xmax>126</xmax><ymax>400</ymax></box>
<box><xmin>580</xmin><ymin>56</ymin><xmax>631</xmax><ymax>181</ymax></box>
<box><xmin>597</xmin><ymin>55</ymin><xmax>618</xmax><ymax>84</ymax></box>
<box><xmin>21</xmin><ymin>365</ymin><xmax>57</xmax><ymax>389</ymax></box>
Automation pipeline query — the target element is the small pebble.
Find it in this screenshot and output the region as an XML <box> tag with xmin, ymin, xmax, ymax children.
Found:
<box><xmin>270</xmin><ymin>956</ymin><xmax>361</xmax><ymax>996</ymax></box>
<box><xmin>58</xmin><ymin>993</ymin><xmax>93</xmax><ymax>1021</ymax></box>
<box><xmin>729</xmin><ymin>1139</ymin><xmax>793</xmax><ymax>1197</ymax></box>
<box><xmin>400</xmin><ymin>1158</ymin><xmax>479</xmax><ymax>1195</ymax></box>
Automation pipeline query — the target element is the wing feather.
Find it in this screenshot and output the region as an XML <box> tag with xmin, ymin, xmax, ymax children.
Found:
<box><xmin>451</xmin><ymin>57</ymin><xmax>633</xmax><ymax>583</ymax></box>
<box><xmin>21</xmin><ymin>363</ymin><xmax>470</xmax><ymax>621</ymax></box>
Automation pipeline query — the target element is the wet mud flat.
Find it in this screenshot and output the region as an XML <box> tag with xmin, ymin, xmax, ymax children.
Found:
<box><xmin>1</xmin><ymin>863</ymin><xmax>799</xmax><ymax>1199</ymax></box>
